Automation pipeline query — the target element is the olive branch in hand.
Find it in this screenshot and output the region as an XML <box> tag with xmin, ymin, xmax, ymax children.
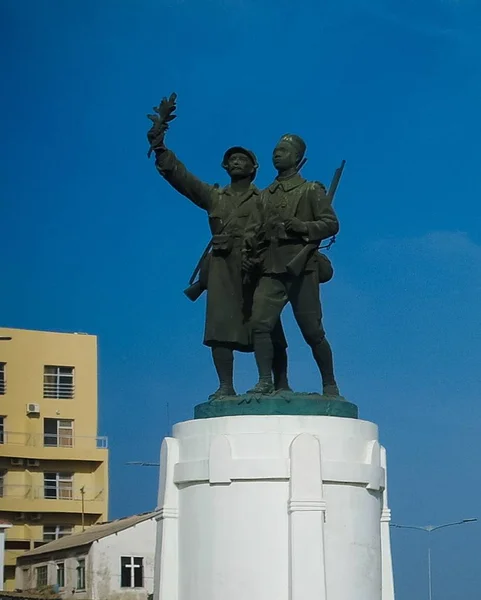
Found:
<box><xmin>146</xmin><ymin>92</ymin><xmax>177</xmax><ymax>158</ymax></box>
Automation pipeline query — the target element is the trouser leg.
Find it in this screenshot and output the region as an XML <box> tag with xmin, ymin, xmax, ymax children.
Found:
<box><xmin>249</xmin><ymin>276</ymin><xmax>288</xmax><ymax>393</ymax></box>
<box><xmin>210</xmin><ymin>344</ymin><xmax>236</xmax><ymax>398</ymax></box>
<box><xmin>272</xmin><ymin>320</ymin><xmax>290</xmax><ymax>391</ymax></box>
<box><xmin>289</xmin><ymin>271</ymin><xmax>339</xmax><ymax>395</ymax></box>
<box><xmin>311</xmin><ymin>338</ymin><xmax>337</xmax><ymax>390</ymax></box>
<box><xmin>254</xmin><ymin>332</ymin><xmax>274</xmax><ymax>381</ymax></box>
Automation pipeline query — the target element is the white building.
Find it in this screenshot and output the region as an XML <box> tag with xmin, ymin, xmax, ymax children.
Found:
<box><xmin>0</xmin><ymin>520</ymin><xmax>12</xmax><ymax>590</ymax></box>
<box><xmin>15</xmin><ymin>511</ymin><xmax>159</xmax><ymax>600</ymax></box>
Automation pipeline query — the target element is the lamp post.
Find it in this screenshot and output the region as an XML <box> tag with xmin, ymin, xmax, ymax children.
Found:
<box><xmin>391</xmin><ymin>518</ymin><xmax>477</xmax><ymax>600</ymax></box>
<box><xmin>80</xmin><ymin>486</ymin><xmax>86</xmax><ymax>532</ymax></box>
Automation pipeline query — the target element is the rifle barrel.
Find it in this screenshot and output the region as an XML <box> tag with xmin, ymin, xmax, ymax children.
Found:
<box><xmin>327</xmin><ymin>159</ymin><xmax>346</xmax><ymax>201</ymax></box>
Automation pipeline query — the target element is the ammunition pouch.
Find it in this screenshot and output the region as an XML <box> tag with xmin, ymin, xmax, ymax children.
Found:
<box><xmin>211</xmin><ymin>234</ymin><xmax>233</xmax><ymax>254</ymax></box>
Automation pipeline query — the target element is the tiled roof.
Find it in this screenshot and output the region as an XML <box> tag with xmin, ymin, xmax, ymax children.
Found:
<box><xmin>20</xmin><ymin>511</ymin><xmax>159</xmax><ymax>559</ymax></box>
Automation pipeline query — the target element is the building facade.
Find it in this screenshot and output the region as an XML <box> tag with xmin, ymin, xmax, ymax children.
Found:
<box><xmin>0</xmin><ymin>328</ymin><xmax>108</xmax><ymax>590</ymax></box>
<box><xmin>15</xmin><ymin>512</ymin><xmax>158</xmax><ymax>600</ymax></box>
<box><xmin>0</xmin><ymin>521</ymin><xmax>12</xmax><ymax>590</ymax></box>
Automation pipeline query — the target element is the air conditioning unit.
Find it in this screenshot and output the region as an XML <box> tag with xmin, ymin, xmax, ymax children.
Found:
<box><xmin>11</xmin><ymin>457</ymin><xmax>24</xmax><ymax>466</ymax></box>
<box><xmin>26</xmin><ymin>403</ymin><xmax>40</xmax><ymax>415</ymax></box>
<box><xmin>30</xmin><ymin>513</ymin><xmax>42</xmax><ymax>522</ymax></box>
<box><xmin>14</xmin><ymin>513</ymin><xmax>26</xmax><ymax>522</ymax></box>
<box><xmin>27</xmin><ymin>459</ymin><xmax>40</xmax><ymax>467</ymax></box>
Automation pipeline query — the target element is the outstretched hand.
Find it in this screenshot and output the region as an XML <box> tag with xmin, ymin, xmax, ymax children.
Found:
<box><xmin>147</xmin><ymin>93</ymin><xmax>177</xmax><ymax>157</ymax></box>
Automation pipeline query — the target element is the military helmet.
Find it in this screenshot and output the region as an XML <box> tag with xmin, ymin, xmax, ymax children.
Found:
<box><xmin>278</xmin><ymin>134</ymin><xmax>307</xmax><ymax>159</ymax></box>
<box><xmin>222</xmin><ymin>146</ymin><xmax>259</xmax><ymax>170</ymax></box>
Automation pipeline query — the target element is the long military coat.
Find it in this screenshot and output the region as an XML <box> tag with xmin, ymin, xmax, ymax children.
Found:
<box><xmin>155</xmin><ymin>149</ymin><xmax>260</xmax><ymax>350</ymax></box>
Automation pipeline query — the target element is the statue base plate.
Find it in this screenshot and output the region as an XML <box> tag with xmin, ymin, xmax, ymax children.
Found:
<box><xmin>194</xmin><ymin>391</ymin><xmax>358</xmax><ymax>419</ymax></box>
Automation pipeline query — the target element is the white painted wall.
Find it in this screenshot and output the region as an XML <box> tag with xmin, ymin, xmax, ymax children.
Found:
<box><xmin>155</xmin><ymin>415</ymin><xmax>395</xmax><ymax>600</ymax></box>
<box><xmin>90</xmin><ymin>517</ymin><xmax>157</xmax><ymax>600</ymax></box>
<box><xmin>0</xmin><ymin>524</ymin><xmax>12</xmax><ymax>591</ymax></box>
<box><xmin>16</xmin><ymin>517</ymin><xmax>157</xmax><ymax>600</ymax></box>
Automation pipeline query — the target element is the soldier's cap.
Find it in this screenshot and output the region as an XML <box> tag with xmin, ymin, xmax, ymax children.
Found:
<box><xmin>278</xmin><ymin>134</ymin><xmax>307</xmax><ymax>158</ymax></box>
<box><xmin>222</xmin><ymin>146</ymin><xmax>259</xmax><ymax>170</ymax></box>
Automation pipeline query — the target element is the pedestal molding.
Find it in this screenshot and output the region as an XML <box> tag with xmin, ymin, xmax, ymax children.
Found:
<box><xmin>173</xmin><ymin>457</ymin><xmax>385</xmax><ymax>489</ymax></box>
<box><xmin>288</xmin><ymin>499</ymin><xmax>327</xmax><ymax>513</ymax></box>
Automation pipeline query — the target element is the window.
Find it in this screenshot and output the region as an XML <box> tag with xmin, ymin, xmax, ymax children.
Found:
<box><xmin>0</xmin><ymin>417</ymin><xmax>4</xmax><ymax>444</ymax></box>
<box><xmin>0</xmin><ymin>471</ymin><xmax>4</xmax><ymax>497</ymax></box>
<box><xmin>36</xmin><ymin>565</ymin><xmax>48</xmax><ymax>588</ymax></box>
<box><xmin>76</xmin><ymin>558</ymin><xmax>86</xmax><ymax>590</ymax></box>
<box><xmin>44</xmin><ymin>525</ymin><xmax>73</xmax><ymax>541</ymax></box>
<box><xmin>44</xmin><ymin>472</ymin><xmax>73</xmax><ymax>500</ymax></box>
<box><xmin>44</xmin><ymin>419</ymin><xmax>74</xmax><ymax>447</ymax></box>
<box><xmin>43</xmin><ymin>366</ymin><xmax>75</xmax><ymax>399</ymax></box>
<box><xmin>121</xmin><ymin>557</ymin><xmax>144</xmax><ymax>588</ymax></box>
<box><xmin>0</xmin><ymin>363</ymin><xmax>5</xmax><ymax>394</ymax></box>
<box><xmin>57</xmin><ymin>563</ymin><xmax>65</xmax><ymax>588</ymax></box>
<box><xmin>5</xmin><ymin>540</ymin><xmax>30</xmax><ymax>550</ymax></box>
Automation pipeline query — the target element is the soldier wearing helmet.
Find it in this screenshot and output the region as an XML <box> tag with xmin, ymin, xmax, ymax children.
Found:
<box><xmin>148</xmin><ymin>115</ymin><xmax>289</xmax><ymax>398</ymax></box>
<box><xmin>246</xmin><ymin>134</ymin><xmax>341</xmax><ymax>396</ymax></box>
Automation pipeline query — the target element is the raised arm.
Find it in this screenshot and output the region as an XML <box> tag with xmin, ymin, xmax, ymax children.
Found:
<box><xmin>154</xmin><ymin>148</ymin><xmax>215</xmax><ymax>211</ymax></box>
<box><xmin>147</xmin><ymin>93</ymin><xmax>214</xmax><ymax>211</ymax></box>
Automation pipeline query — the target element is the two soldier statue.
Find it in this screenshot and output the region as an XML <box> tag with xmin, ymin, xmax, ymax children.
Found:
<box><xmin>147</xmin><ymin>94</ymin><xmax>343</xmax><ymax>399</ymax></box>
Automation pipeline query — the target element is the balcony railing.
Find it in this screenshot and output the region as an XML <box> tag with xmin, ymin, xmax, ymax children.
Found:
<box><xmin>0</xmin><ymin>484</ymin><xmax>104</xmax><ymax>502</ymax></box>
<box><xmin>43</xmin><ymin>382</ymin><xmax>75</xmax><ymax>399</ymax></box>
<box><xmin>34</xmin><ymin>486</ymin><xmax>105</xmax><ymax>501</ymax></box>
<box><xmin>1</xmin><ymin>431</ymin><xmax>31</xmax><ymax>445</ymax></box>
<box><xmin>0</xmin><ymin>484</ymin><xmax>32</xmax><ymax>499</ymax></box>
<box><xmin>2</xmin><ymin>431</ymin><xmax>108</xmax><ymax>449</ymax></box>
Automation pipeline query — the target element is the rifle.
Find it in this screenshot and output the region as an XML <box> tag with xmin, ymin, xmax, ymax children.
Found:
<box><xmin>183</xmin><ymin>240</ymin><xmax>212</xmax><ymax>301</ymax></box>
<box><xmin>183</xmin><ymin>187</ymin><xmax>247</xmax><ymax>302</ymax></box>
<box><xmin>285</xmin><ymin>159</ymin><xmax>345</xmax><ymax>277</ymax></box>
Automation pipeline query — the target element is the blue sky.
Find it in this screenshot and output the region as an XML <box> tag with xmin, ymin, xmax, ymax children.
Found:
<box><xmin>2</xmin><ymin>1</ymin><xmax>481</xmax><ymax>597</ymax></box>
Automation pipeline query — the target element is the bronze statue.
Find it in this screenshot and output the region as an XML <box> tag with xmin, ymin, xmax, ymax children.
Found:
<box><xmin>147</xmin><ymin>95</ymin><xmax>290</xmax><ymax>399</ymax></box>
<box><xmin>245</xmin><ymin>134</ymin><xmax>341</xmax><ymax>396</ymax></box>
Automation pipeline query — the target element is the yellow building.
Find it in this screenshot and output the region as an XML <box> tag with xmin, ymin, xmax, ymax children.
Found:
<box><xmin>0</xmin><ymin>327</ymin><xmax>109</xmax><ymax>590</ymax></box>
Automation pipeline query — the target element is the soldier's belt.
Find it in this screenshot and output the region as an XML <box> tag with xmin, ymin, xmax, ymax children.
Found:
<box><xmin>269</xmin><ymin>237</ymin><xmax>302</xmax><ymax>246</ymax></box>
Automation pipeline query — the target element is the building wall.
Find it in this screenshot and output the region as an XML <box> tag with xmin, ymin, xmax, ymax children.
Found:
<box><xmin>0</xmin><ymin>526</ymin><xmax>11</xmax><ymax>591</ymax></box>
<box><xmin>0</xmin><ymin>328</ymin><xmax>109</xmax><ymax>590</ymax></box>
<box><xmin>90</xmin><ymin>519</ymin><xmax>156</xmax><ymax>600</ymax></box>
<box><xmin>16</xmin><ymin>548</ymin><xmax>91</xmax><ymax>598</ymax></box>
<box><xmin>15</xmin><ymin>518</ymin><xmax>156</xmax><ymax>600</ymax></box>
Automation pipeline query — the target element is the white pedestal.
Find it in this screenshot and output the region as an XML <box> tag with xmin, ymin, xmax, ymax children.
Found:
<box><xmin>154</xmin><ymin>415</ymin><xmax>395</xmax><ymax>600</ymax></box>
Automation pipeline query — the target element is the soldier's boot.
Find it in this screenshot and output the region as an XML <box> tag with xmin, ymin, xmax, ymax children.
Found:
<box><xmin>247</xmin><ymin>377</ymin><xmax>275</xmax><ymax>395</ymax></box>
<box><xmin>311</xmin><ymin>337</ymin><xmax>341</xmax><ymax>397</ymax></box>
<box><xmin>210</xmin><ymin>346</ymin><xmax>237</xmax><ymax>399</ymax></box>
<box><xmin>209</xmin><ymin>385</ymin><xmax>237</xmax><ymax>400</ymax></box>
<box><xmin>273</xmin><ymin>343</ymin><xmax>292</xmax><ymax>392</ymax></box>
<box><xmin>248</xmin><ymin>332</ymin><xmax>276</xmax><ymax>395</ymax></box>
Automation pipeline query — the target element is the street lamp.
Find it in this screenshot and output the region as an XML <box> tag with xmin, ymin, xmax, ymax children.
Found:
<box><xmin>391</xmin><ymin>518</ymin><xmax>477</xmax><ymax>600</ymax></box>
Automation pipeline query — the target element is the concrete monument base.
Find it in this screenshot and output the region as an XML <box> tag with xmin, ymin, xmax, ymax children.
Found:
<box><xmin>154</xmin><ymin>412</ymin><xmax>395</xmax><ymax>600</ymax></box>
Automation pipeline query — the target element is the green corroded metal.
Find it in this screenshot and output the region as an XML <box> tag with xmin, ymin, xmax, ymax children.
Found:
<box><xmin>194</xmin><ymin>391</ymin><xmax>358</xmax><ymax>420</ymax></box>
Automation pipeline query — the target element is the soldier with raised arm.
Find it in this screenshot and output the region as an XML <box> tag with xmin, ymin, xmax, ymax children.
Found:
<box><xmin>147</xmin><ymin>95</ymin><xmax>289</xmax><ymax>398</ymax></box>
<box><xmin>246</xmin><ymin>134</ymin><xmax>341</xmax><ymax>396</ymax></box>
